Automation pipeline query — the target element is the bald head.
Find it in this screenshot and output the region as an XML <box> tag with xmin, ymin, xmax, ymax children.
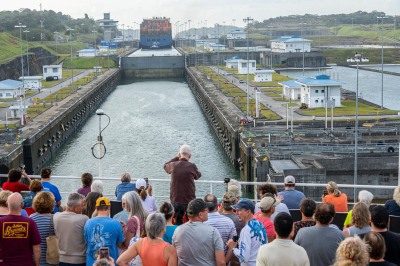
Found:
<box><xmin>7</xmin><ymin>193</ymin><xmax>23</xmax><ymax>211</ymax></box>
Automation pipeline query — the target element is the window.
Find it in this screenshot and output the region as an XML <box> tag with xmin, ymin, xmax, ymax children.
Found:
<box><xmin>315</xmin><ymin>90</ymin><xmax>319</xmax><ymax>93</ymax></box>
<box><xmin>6</xmin><ymin>93</ymin><xmax>12</xmax><ymax>97</ymax></box>
<box><xmin>321</xmin><ymin>100</ymin><xmax>324</xmax><ymax>103</ymax></box>
<box><xmin>44</xmin><ymin>68</ymin><xmax>47</xmax><ymax>73</ymax></box>
<box><xmin>321</xmin><ymin>90</ymin><xmax>325</xmax><ymax>93</ymax></box>
<box><xmin>315</xmin><ymin>99</ymin><xmax>319</xmax><ymax>103</ymax></box>
<box><xmin>52</xmin><ymin>68</ymin><xmax>58</xmax><ymax>73</ymax></box>
<box><xmin>242</xmin><ymin>63</ymin><xmax>247</xmax><ymax>67</ymax></box>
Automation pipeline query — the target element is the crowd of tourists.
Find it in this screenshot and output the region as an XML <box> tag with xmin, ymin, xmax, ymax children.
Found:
<box><xmin>1</xmin><ymin>144</ymin><xmax>400</xmax><ymax>266</ymax></box>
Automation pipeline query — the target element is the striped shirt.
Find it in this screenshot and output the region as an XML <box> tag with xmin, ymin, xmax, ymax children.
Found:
<box><xmin>30</xmin><ymin>213</ymin><xmax>54</xmax><ymax>266</ymax></box>
<box><xmin>205</xmin><ymin>212</ymin><xmax>237</xmax><ymax>249</ymax></box>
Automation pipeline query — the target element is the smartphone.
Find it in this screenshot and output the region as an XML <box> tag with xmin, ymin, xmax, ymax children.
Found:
<box><xmin>323</xmin><ymin>190</ymin><xmax>328</xmax><ymax>196</ymax></box>
<box><xmin>144</xmin><ymin>177</ymin><xmax>149</xmax><ymax>186</ymax></box>
<box><xmin>99</xmin><ymin>247</ymin><xmax>109</xmax><ymax>259</ymax></box>
<box><xmin>232</xmin><ymin>236</ymin><xmax>239</xmax><ymax>242</ymax></box>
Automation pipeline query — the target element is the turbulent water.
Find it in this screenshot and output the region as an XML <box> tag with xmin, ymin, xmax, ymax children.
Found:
<box><xmin>47</xmin><ymin>78</ymin><xmax>239</xmax><ymax>203</ymax></box>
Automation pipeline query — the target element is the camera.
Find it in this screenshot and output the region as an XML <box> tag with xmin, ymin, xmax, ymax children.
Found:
<box><xmin>323</xmin><ymin>190</ymin><xmax>328</xmax><ymax>196</ymax></box>
<box><xmin>99</xmin><ymin>247</ymin><xmax>109</xmax><ymax>259</ymax></box>
<box><xmin>232</xmin><ymin>236</ymin><xmax>239</xmax><ymax>242</ymax></box>
<box><xmin>224</xmin><ymin>177</ymin><xmax>231</xmax><ymax>184</ymax></box>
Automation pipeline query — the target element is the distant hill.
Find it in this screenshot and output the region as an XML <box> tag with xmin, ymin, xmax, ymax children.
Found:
<box><xmin>0</xmin><ymin>9</ymin><xmax>99</xmax><ymax>42</ymax></box>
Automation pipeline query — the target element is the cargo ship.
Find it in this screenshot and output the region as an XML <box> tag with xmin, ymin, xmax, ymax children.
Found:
<box><xmin>140</xmin><ymin>17</ymin><xmax>172</xmax><ymax>49</ymax></box>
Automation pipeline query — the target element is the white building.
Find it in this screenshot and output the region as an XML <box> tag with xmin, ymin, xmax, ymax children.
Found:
<box><xmin>19</xmin><ymin>76</ymin><xmax>42</xmax><ymax>90</ymax></box>
<box><xmin>254</xmin><ymin>69</ymin><xmax>275</xmax><ymax>82</ymax></box>
<box><xmin>238</xmin><ymin>60</ymin><xmax>256</xmax><ymax>75</ymax></box>
<box><xmin>77</xmin><ymin>48</ymin><xmax>98</xmax><ymax>57</ymax></box>
<box><xmin>279</xmin><ymin>80</ymin><xmax>302</xmax><ymax>101</ymax></box>
<box><xmin>0</xmin><ymin>79</ymin><xmax>23</xmax><ymax>99</ymax></box>
<box><xmin>297</xmin><ymin>75</ymin><xmax>342</xmax><ymax>108</ymax></box>
<box><xmin>224</xmin><ymin>56</ymin><xmax>242</xmax><ymax>68</ymax></box>
<box><xmin>43</xmin><ymin>65</ymin><xmax>62</xmax><ymax>80</ymax></box>
<box><xmin>227</xmin><ymin>29</ymin><xmax>247</xmax><ymax>39</ymax></box>
<box><xmin>208</xmin><ymin>43</ymin><xmax>225</xmax><ymax>51</ymax></box>
<box><xmin>271</xmin><ymin>36</ymin><xmax>311</xmax><ymax>53</ymax></box>
<box><xmin>224</xmin><ymin>57</ymin><xmax>256</xmax><ymax>74</ymax></box>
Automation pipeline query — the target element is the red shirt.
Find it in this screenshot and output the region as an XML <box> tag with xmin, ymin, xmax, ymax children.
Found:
<box><xmin>253</xmin><ymin>211</ymin><xmax>276</xmax><ymax>239</ymax></box>
<box><xmin>0</xmin><ymin>215</ymin><xmax>41</xmax><ymax>266</ymax></box>
<box><xmin>1</xmin><ymin>181</ymin><xmax>30</xmax><ymax>193</ymax></box>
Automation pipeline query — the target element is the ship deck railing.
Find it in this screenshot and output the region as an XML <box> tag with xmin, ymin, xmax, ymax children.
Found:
<box><xmin>1</xmin><ymin>174</ymin><xmax>398</xmax><ymax>204</ymax></box>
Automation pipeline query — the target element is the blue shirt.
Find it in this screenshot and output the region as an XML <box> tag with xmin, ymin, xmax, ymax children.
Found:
<box><xmin>115</xmin><ymin>182</ymin><xmax>136</xmax><ymax>201</ymax></box>
<box><xmin>278</xmin><ymin>189</ymin><xmax>306</xmax><ymax>209</ymax></box>
<box><xmin>163</xmin><ymin>225</ymin><xmax>178</xmax><ymax>244</ymax></box>
<box><xmin>42</xmin><ymin>181</ymin><xmax>62</xmax><ymax>212</ymax></box>
<box><xmin>84</xmin><ymin>216</ymin><xmax>124</xmax><ymax>266</ymax></box>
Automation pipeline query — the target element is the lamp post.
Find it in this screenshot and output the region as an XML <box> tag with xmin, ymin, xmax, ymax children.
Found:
<box><xmin>23</xmin><ymin>30</ymin><xmax>30</xmax><ymax>76</ymax></box>
<box><xmin>215</xmin><ymin>23</ymin><xmax>221</xmax><ymax>89</ymax></box>
<box><xmin>92</xmin><ymin>28</ymin><xmax>97</xmax><ymax>55</ymax></box>
<box><xmin>54</xmin><ymin>31</ymin><xmax>59</xmax><ymax>63</ymax></box>
<box><xmin>346</xmin><ymin>52</ymin><xmax>369</xmax><ymax>202</ymax></box>
<box><xmin>15</xmin><ymin>23</ymin><xmax>26</xmax><ymax>126</ymax></box>
<box><xmin>67</xmin><ymin>27</ymin><xmax>75</xmax><ymax>94</ymax></box>
<box><xmin>243</xmin><ymin>16</ymin><xmax>254</xmax><ymax>117</ymax></box>
<box><xmin>377</xmin><ymin>16</ymin><xmax>388</xmax><ymax>109</ymax></box>
<box><xmin>300</xmin><ymin>22</ymin><xmax>307</xmax><ymax>76</ymax></box>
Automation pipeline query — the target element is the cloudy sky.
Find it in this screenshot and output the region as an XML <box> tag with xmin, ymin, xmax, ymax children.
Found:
<box><xmin>2</xmin><ymin>0</ymin><xmax>399</xmax><ymax>28</ymax></box>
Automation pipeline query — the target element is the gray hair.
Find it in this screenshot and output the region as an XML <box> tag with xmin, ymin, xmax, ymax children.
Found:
<box><xmin>228</xmin><ymin>180</ymin><xmax>242</xmax><ymax>197</ymax></box>
<box><xmin>91</xmin><ymin>180</ymin><xmax>104</xmax><ymax>194</ymax></box>
<box><xmin>125</xmin><ymin>191</ymin><xmax>146</xmax><ymax>222</ymax></box>
<box><xmin>120</xmin><ymin>172</ymin><xmax>131</xmax><ymax>183</ymax></box>
<box><xmin>394</xmin><ymin>187</ymin><xmax>400</xmax><ymax>206</ymax></box>
<box><xmin>67</xmin><ymin>192</ymin><xmax>85</xmax><ymax>208</ymax></box>
<box><xmin>179</xmin><ymin>145</ymin><xmax>191</xmax><ymax>157</ymax></box>
<box><xmin>145</xmin><ymin>212</ymin><xmax>166</xmax><ymax>239</ymax></box>
<box><xmin>358</xmin><ymin>190</ymin><xmax>374</xmax><ymax>206</ymax></box>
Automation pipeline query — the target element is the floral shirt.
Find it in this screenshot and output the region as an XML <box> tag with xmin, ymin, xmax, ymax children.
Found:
<box><xmin>293</xmin><ymin>220</ymin><xmax>316</xmax><ymax>239</ymax></box>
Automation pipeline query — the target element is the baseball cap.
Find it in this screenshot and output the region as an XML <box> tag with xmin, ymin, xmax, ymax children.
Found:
<box><xmin>96</xmin><ymin>197</ymin><xmax>110</xmax><ymax>207</ymax></box>
<box><xmin>260</xmin><ymin>196</ymin><xmax>280</xmax><ymax>211</ymax></box>
<box><xmin>135</xmin><ymin>178</ymin><xmax>146</xmax><ymax>188</ymax></box>
<box><xmin>187</xmin><ymin>199</ymin><xmax>212</xmax><ymax>215</ymax></box>
<box><xmin>232</xmin><ymin>199</ymin><xmax>255</xmax><ymax>213</ymax></box>
<box><xmin>284</xmin><ymin>175</ymin><xmax>296</xmax><ymax>184</ymax></box>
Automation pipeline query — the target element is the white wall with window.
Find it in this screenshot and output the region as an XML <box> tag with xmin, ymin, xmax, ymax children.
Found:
<box><xmin>271</xmin><ymin>36</ymin><xmax>311</xmax><ymax>53</ymax></box>
<box><xmin>238</xmin><ymin>60</ymin><xmax>256</xmax><ymax>74</ymax></box>
<box><xmin>43</xmin><ymin>65</ymin><xmax>62</xmax><ymax>80</ymax></box>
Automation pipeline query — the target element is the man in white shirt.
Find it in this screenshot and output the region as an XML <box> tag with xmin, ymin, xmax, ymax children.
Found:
<box><xmin>226</xmin><ymin>199</ymin><xmax>267</xmax><ymax>266</ymax></box>
<box><xmin>256</xmin><ymin>212</ymin><xmax>309</xmax><ymax>266</ymax></box>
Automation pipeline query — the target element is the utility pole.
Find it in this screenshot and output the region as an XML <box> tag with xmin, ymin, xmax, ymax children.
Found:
<box><xmin>377</xmin><ymin>15</ymin><xmax>388</xmax><ymax>109</ymax></box>
<box><xmin>15</xmin><ymin>22</ymin><xmax>26</xmax><ymax>125</ymax></box>
<box><xmin>243</xmin><ymin>16</ymin><xmax>254</xmax><ymax>117</ymax></box>
<box><xmin>23</xmin><ymin>30</ymin><xmax>30</xmax><ymax>76</ymax></box>
<box><xmin>40</xmin><ymin>3</ymin><xmax>44</xmax><ymax>43</ymax></box>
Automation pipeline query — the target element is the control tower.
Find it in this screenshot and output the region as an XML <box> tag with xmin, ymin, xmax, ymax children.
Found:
<box><xmin>96</xmin><ymin>13</ymin><xmax>118</xmax><ymax>42</ymax></box>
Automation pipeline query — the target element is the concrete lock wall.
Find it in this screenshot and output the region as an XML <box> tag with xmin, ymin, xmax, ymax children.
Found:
<box><xmin>121</xmin><ymin>56</ymin><xmax>185</xmax><ymax>78</ymax></box>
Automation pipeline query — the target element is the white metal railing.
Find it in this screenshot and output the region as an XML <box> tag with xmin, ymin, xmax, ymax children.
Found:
<box><xmin>1</xmin><ymin>174</ymin><xmax>398</xmax><ymax>203</ymax></box>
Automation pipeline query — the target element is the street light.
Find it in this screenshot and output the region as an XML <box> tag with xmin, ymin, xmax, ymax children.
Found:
<box><xmin>67</xmin><ymin>27</ymin><xmax>75</xmax><ymax>94</ymax></box>
<box><xmin>243</xmin><ymin>16</ymin><xmax>254</xmax><ymax>117</ymax></box>
<box><xmin>92</xmin><ymin>27</ymin><xmax>97</xmax><ymax>55</ymax></box>
<box><xmin>54</xmin><ymin>31</ymin><xmax>59</xmax><ymax>63</ymax></box>
<box><xmin>377</xmin><ymin>16</ymin><xmax>388</xmax><ymax>109</ymax></box>
<box><xmin>300</xmin><ymin>22</ymin><xmax>307</xmax><ymax>76</ymax></box>
<box><xmin>15</xmin><ymin>23</ymin><xmax>26</xmax><ymax>126</ymax></box>
<box><xmin>346</xmin><ymin>52</ymin><xmax>369</xmax><ymax>202</ymax></box>
<box><xmin>23</xmin><ymin>30</ymin><xmax>30</xmax><ymax>76</ymax></box>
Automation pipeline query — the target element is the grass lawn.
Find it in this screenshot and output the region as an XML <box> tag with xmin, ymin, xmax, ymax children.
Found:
<box><xmin>0</xmin><ymin>103</ymin><xmax>9</xmax><ymax>108</ymax></box>
<box><xmin>200</xmin><ymin>66</ymin><xmax>281</xmax><ymax>120</ymax></box>
<box><xmin>27</xmin><ymin>104</ymin><xmax>51</xmax><ymax>118</ymax></box>
<box><xmin>42</xmin><ymin>70</ymin><xmax>83</xmax><ymax>88</ymax></box>
<box><xmin>298</xmin><ymin>99</ymin><xmax>398</xmax><ymax>116</ymax></box>
<box><xmin>63</xmin><ymin>57</ymin><xmax>116</xmax><ymax>69</ymax></box>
